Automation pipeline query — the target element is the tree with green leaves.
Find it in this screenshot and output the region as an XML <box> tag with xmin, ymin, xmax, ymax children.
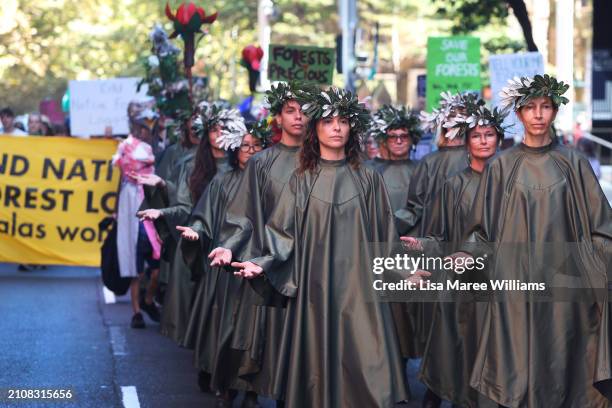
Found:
<box><xmin>432</xmin><ymin>0</ymin><xmax>538</xmax><ymax>51</ymax></box>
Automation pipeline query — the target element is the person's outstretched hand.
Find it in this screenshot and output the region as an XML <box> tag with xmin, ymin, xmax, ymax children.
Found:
<box><xmin>176</xmin><ymin>226</ymin><xmax>198</xmax><ymax>241</ymax></box>
<box><xmin>231</xmin><ymin>261</ymin><xmax>263</xmax><ymax>279</ymax></box>
<box><xmin>208</xmin><ymin>247</ymin><xmax>232</xmax><ymax>267</ymax></box>
<box><xmin>400</xmin><ymin>236</ymin><xmax>423</xmax><ymax>251</ymax></box>
<box><xmin>137</xmin><ymin>209</ymin><xmax>162</xmax><ymax>221</ymax></box>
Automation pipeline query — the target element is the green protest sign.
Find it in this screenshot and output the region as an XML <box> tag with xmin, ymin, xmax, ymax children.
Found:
<box><xmin>268</xmin><ymin>44</ymin><xmax>335</xmax><ymax>85</ymax></box>
<box><xmin>426</xmin><ymin>36</ymin><xmax>481</xmax><ymax>111</ymax></box>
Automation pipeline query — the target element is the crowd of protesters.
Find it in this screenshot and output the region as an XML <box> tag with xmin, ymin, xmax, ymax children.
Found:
<box><xmin>85</xmin><ymin>71</ymin><xmax>612</xmax><ymax>408</ymax></box>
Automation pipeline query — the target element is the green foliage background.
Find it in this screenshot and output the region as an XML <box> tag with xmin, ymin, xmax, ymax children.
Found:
<box><xmin>0</xmin><ymin>0</ymin><xmax>524</xmax><ymax>114</ymax></box>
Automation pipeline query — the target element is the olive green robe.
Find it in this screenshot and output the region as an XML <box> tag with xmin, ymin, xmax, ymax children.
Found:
<box><xmin>159</xmin><ymin>156</ymin><xmax>230</xmax><ymax>344</ymax></box>
<box><xmin>417</xmin><ymin>166</ymin><xmax>485</xmax><ymax>407</ymax></box>
<box><xmin>366</xmin><ymin>157</ymin><xmax>417</xmax><ymax>213</ymax></box>
<box><xmin>395</xmin><ymin>145</ymin><xmax>468</xmax><ymax>237</ymax></box>
<box><xmin>463</xmin><ymin>141</ymin><xmax>612</xmax><ymax>407</ymax></box>
<box><xmin>250</xmin><ymin>159</ymin><xmax>409</xmax><ymax>408</ymax></box>
<box><xmin>142</xmin><ymin>143</ymin><xmax>196</xmax><ymax>285</ymax></box>
<box><xmin>393</xmin><ymin>145</ymin><xmax>468</xmax><ymax>357</ymax></box>
<box><xmin>214</xmin><ymin>143</ymin><xmax>300</xmax><ymax>399</ymax></box>
<box><xmin>180</xmin><ymin>168</ymin><xmax>249</xmax><ymax>392</ymax></box>
<box><xmin>366</xmin><ymin>157</ymin><xmax>420</xmax><ymax>359</ymax></box>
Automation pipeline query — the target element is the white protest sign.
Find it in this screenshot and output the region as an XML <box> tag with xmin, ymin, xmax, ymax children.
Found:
<box><xmin>489</xmin><ymin>52</ymin><xmax>544</xmax><ymax>139</ymax></box>
<box><xmin>69</xmin><ymin>78</ymin><xmax>149</xmax><ymax>137</ymax></box>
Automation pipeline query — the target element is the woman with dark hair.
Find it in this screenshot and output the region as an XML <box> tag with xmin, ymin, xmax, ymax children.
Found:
<box><xmin>137</xmin><ymin>102</ymin><xmax>243</xmax><ymax>342</ymax></box>
<box><xmin>231</xmin><ymin>87</ymin><xmax>428</xmax><ymax>408</ymax></box>
<box><xmin>177</xmin><ymin>119</ymin><xmax>270</xmax><ymax>407</ymax></box>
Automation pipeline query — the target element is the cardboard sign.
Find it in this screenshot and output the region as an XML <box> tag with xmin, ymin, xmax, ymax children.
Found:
<box><xmin>489</xmin><ymin>52</ymin><xmax>544</xmax><ymax>139</ymax></box>
<box><xmin>69</xmin><ymin>78</ymin><xmax>149</xmax><ymax>137</ymax></box>
<box><xmin>268</xmin><ymin>44</ymin><xmax>335</xmax><ymax>85</ymax></box>
<box><xmin>426</xmin><ymin>37</ymin><xmax>481</xmax><ymax>111</ymax></box>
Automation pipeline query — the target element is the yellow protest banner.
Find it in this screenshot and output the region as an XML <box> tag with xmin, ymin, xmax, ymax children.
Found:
<box><xmin>0</xmin><ymin>135</ymin><xmax>120</xmax><ymax>266</ymax></box>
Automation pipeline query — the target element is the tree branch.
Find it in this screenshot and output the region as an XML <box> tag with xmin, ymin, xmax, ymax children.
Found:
<box><xmin>506</xmin><ymin>0</ymin><xmax>538</xmax><ymax>51</ymax></box>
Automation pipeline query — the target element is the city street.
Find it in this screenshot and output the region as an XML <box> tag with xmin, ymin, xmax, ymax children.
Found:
<box><xmin>0</xmin><ymin>263</ymin><xmax>439</xmax><ymax>408</ymax></box>
<box><xmin>0</xmin><ymin>263</ymin><xmax>218</xmax><ymax>408</ymax></box>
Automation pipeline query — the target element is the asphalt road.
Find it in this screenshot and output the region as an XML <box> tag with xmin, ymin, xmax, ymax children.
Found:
<box><xmin>0</xmin><ymin>263</ymin><xmax>436</xmax><ymax>408</ymax></box>
<box><xmin>0</xmin><ymin>263</ymin><xmax>234</xmax><ymax>408</ymax></box>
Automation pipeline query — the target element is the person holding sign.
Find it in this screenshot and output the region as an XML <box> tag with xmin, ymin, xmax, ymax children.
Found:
<box><xmin>461</xmin><ymin>75</ymin><xmax>612</xmax><ymax>407</ymax></box>
<box><xmin>206</xmin><ymin>82</ymin><xmax>308</xmax><ymax>406</ymax></box>
<box><xmin>177</xmin><ymin>120</ymin><xmax>272</xmax><ymax>407</ymax></box>
<box><xmin>230</xmin><ymin>87</ymin><xmax>426</xmax><ymax>408</ymax></box>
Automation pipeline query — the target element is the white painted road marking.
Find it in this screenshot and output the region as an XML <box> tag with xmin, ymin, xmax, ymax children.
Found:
<box><xmin>121</xmin><ymin>386</ymin><xmax>141</xmax><ymax>408</ymax></box>
<box><xmin>109</xmin><ymin>326</ymin><xmax>127</xmax><ymax>356</ymax></box>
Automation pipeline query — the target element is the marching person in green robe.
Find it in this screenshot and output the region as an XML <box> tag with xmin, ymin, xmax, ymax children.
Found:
<box><xmin>388</xmin><ymin>94</ymin><xmax>471</xmax><ymax>406</ymax></box>
<box><xmin>137</xmin><ymin>102</ymin><xmax>241</xmax><ymax>345</ymax></box>
<box><xmin>461</xmin><ymin>75</ymin><xmax>612</xmax><ymax>407</ymax></box>
<box><xmin>367</xmin><ymin>105</ymin><xmax>421</xmax><ymax>212</ymax></box>
<box><xmin>206</xmin><ymin>82</ymin><xmax>308</xmax><ymax>406</ymax></box>
<box><xmin>394</xmin><ymin>92</ymin><xmax>472</xmax><ymax>407</ymax></box>
<box><xmin>396</xmin><ymin>91</ymin><xmax>470</xmax><ymax>238</ymax></box>
<box><xmin>176</xmin><ymin>119</ymin><xmax>272</xmax><ymax>407</ymax></box>
<box><xmin>404</xmin><ymin>99</ymin><xmax>508</xmax><ymax>408</ymax></box>
<box><xmin>137</xmin><ymin>121</ymin><xmax>198</xmax><ymax>291</ymax></box>
<box><xmin>231</xmin><ymin>87</ymin><xmax>429</xmax><ymax>408</ymax></box>
<box><xmin>366</xmin><ymin>105</ymin><xmax>423</xmax><ymax>363</ymax></box>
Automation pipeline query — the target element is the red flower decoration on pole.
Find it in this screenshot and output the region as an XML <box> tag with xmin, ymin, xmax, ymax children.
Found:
<box><xmin>165</xmin><ymin>2</ymin><xmax>217</xmax><ymax>142</ymax></box>
<box><xmin>240</xmin><ymin>45</ymin><xmax>264</xmax><ymax>93</ymax></box>
<box><xmin>241</xmin><ymin>45</ymin><xmax>264</xmax><ymax>71</ymax></box>
<box><xmin>165</xmin><ymin>2</ymin><xmax>217</xmax><ymax>69</ymax></box>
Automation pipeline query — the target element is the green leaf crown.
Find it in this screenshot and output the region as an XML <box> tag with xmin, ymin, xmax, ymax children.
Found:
<box><xmin>499</xmin><ymin>74</ymin><xmax>570</xmax><ymax>111</ymax></box>
<box><xmin>370</xmin><ymin>105</ymin><xmax>423</xmax><ymax>144</ymax></box>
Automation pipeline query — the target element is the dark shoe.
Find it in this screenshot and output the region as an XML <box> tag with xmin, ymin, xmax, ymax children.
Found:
<box><xmin>198</xmin><ymin>370</ymin><xmax>211</xmax><ymax>393</ymax></box>
<box><xmin>422</xmin><ymin>388</ymin><xmax>442</xmax><ymax>408</ymax></box>
<box><xmin>17</xmin><ymin>264</ymin><xmax>31</xmax><ymax>272</ymax></box>
<box><xmin>140</xmin><ymin>299</ymin><xmax>161</xmax><ymax>322</ymax></box>
<box><xmin>275</xmin><ymin>400</ymin><xmax>285</xmax><ymax>408</ymax></box>
<box><xmin>130</xmin><ymin>312</ymin><xmax>145</xmax><ymax>329</ymax></box>
<box><xmin>242</xmin><ymin>392</ymin><xmax>259</xmax><ymax>408</ymax></box>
